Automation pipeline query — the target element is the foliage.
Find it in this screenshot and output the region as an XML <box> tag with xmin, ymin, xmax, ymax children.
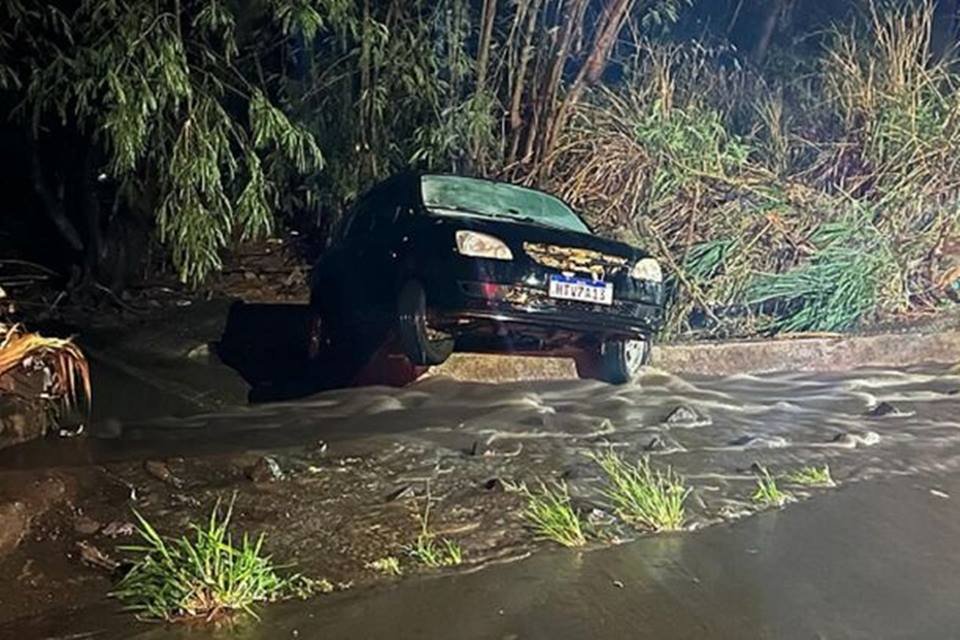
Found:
<box><xmin>407</xmin><ymin>535</ymin><xmax>463</xmax><ymax>568</ymax></box>
<box><xmin>517</xmin><ymin>480</ymin><xmax>588</xmax><ymax>548</ymax></box>
<box><xmin>1</xmin><ymin>0</ymin><xmax>693</xmax><ymax>286</ymax></box>
<box><xmin>547</xmin><ymin>2</ymin><xmax>960</xmax><ymax>338</ymax></box>
<box><xmin>592</xmin><ymin>451</ymin><xmax>690</xmax><ymax>531</ymax></box>
<box><xmin>2</xmin><ymin>0</ymin><xmax>957</xmax><ymax>339</ymax></box>
<box><xmin>366</xmin><ymin>556</ymin><xmax>403</xmax><ymax>576</ymax></box>
<box><xmin>786</xmin><ymin>465</ymin><xmax>835</xmax><ymax>487</ymax></box>
<box><xmin>751</xmin><ymin>466</ymin><xmax>793</xmax><ymax>508</ymax></box>
<box><xmin>747</xmin><ymin>212</ymin><xmax>898</xmax><ymax>333</ymax></box>
<box><xmin>405</xmin><ymin>486</ymin><xmax>463</xmax><ymax>568</ymax></box>
<box><xmin>112</xmin><ymin>499</ymin><xmax>318</xmax><ymax>622</ymax></box>
<box><xmin>0</xmin><ymin>0</ymin><xmax>336</xmax><ymax>285</ymax></box>
<box><xmin>0</xmin><ymin>324</ymin><xmax>90</xmax><ymax>411</ymax></box>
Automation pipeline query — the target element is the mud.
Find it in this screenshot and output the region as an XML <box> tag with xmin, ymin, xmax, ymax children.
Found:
<box><xmin>1</xmin><ymin>354</ymin><xmax>959</xmax><ymax>637</ymax></box>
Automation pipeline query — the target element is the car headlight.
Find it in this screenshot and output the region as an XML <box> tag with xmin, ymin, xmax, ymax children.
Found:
<box><xmin>630</xmin><ymin>257</ymin><xmax>662</xmax><ymax>282</ymax></box>
<box><xmin>455</xmin><ymin>230</ymin><xmax>513</xmax><ymax>260</ymax></box>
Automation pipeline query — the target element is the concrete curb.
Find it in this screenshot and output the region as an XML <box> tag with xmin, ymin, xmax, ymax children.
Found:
<box><xmin>429</xmin><ymin>330</ymin><xmax>960</xmax><ymax>382</ymax></box>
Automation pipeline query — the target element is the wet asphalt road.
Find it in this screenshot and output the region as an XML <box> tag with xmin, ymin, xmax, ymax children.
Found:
<box><xmin>123</xmin><ymin>471</ymin><xmax>960</xmax><ymax>640</ymax></box>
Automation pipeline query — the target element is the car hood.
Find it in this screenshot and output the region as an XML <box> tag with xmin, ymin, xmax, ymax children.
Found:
<box><xmin>421</xmin><ymin>210</ymin><xmax>649</xmax><ymax>261</ymax></box>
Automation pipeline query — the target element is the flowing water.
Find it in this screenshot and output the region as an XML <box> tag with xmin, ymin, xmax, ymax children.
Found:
<box><xmin>3</xmin><ymin>362</ymin><xmax>960</xmax><ymax>639</ymax></box>
<box><xmin>108</xmin><ymin>363</ymin><xmax>960</xmax><ymax>524</ymax></box>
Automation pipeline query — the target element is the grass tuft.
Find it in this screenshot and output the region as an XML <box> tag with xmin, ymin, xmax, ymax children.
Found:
<box><xmin>593</xmin><ymin>452</ymin><xmax>691</xmax><ymax>531</ymax></box>
<box><xmin>517</xmin><ymin>480</ymin><xmax>588</xmax><ymax>547</ymax></box>
<box><xmin>405</xmin><ymin>484</ymin><xmax>463</xmax><ymax>568</ymax></box>
<box><xmin>407</xmin><ymin>535</ymin><xmax>463</xmax><ymax>568</ymax></box>
<box><xmin>751</xmin><ymin>467</ymin><xmax>794</xmax><ymax>508</ymax></box>
<box><xmin>786</xmin><ymin>464</ymin><xmax>835</xmax><ymax>487</ymax></box>
<box><xmin>111</xmin><ymin>498</ymin><xmax>317</xmax><ymax>622</ymax></box>
<box><xmin>366</xmin><ymin>556</ymin><xmax>403</xmax><ymax>576</ymax></box>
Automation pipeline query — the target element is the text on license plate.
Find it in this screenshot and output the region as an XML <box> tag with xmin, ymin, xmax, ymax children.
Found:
<box><xmin>548</xmin><ymin>275</ymin><xmax>613</xmax><ymax>305</ymax></box>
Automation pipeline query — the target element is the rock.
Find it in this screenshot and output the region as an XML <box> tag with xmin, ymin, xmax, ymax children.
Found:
<box><xmin>662</xmin><ymin>405</ymin><xmax>710</xmax><ymax>427</ymax></box>
<box><xmin>832</xmin><ymin>431</ymin><xmax>881</xmax><ymax>448</ymax></box>
<box><xmin>76</xmin><ymin>541</ymin><xmax>119</xmax><ymax>572</ymax></box>
<box><xmin>866</xmin><ymin>401</ymin><xmax>899</xmax><ymax>417</ymax></box>
<box><xmin>144</xmin><ymin>460</ymin><xmax>183</xmax><ymax>488</ymax></box>
<box><xmin>586</xmin><ymin>507</ymin><xmax>615</xmax><ymax>526</ymax></box>
<box><xmin>73</xmin><ymin>515</ymin><xmax>100</xmax><ymax>535</ymax></box>
<box><xmin>384</xmin><ymin>485</ymin><xmax>415</xmax><ymax>502</ymax></box>
<box><xmin>0</xmin><ymin>501</ymin><xmax>29</xmax><ymax>556</ymax></box>
<box><xmin>307</xmin><ymin>439</ymin><xmax>329</xmax><ymax>454</ymax></box>
<box><xmin>645</xmin><ymin>435</ymin><xmax>684</xmax><ymax>452</ymax></box>
<box><xmin>730</xmin><ymin>435</ymin><xmax>789</xmax><ymax>449</ymax></box>
<box><xmin>247</xmin><ymin>456</ymin><xmax>284</xmax><ymax>482</ymax></box>
<box><xmin>0</xmin><ymin>395</ymin><xmax>50</xmax><ymax>449</ymax></box>
<box><xmin>101</xmin><ymin>521</ymin><xmax>135</xmax><ymax>538</ymax></box>
<box><xmin>186</xmin><ymin>343</ymin><xmax>212</xmax><ymax>361</ymax></box>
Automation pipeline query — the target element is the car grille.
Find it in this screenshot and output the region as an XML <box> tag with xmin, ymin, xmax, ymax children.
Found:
<box><xmin>523</xmin><ymin>242</ymin><xmax>629</xmax><ymax>280</ymax></box>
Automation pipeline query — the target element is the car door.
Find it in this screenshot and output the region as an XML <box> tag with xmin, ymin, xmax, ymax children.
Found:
<box><xmin>353</xmin><ymin>180</ymin><xmax>409</xmax><ymax>321</ymax></box>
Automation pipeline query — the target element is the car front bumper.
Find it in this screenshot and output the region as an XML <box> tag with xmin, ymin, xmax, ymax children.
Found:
<box><xmin>427</xmin><ymin>279</ymin><xmax>665</xmax><ymax>339</ymax></box>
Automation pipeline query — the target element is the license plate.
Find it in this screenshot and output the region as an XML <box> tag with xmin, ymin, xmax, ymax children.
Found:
<box><xmin>548</xmin><ymin>275</ymin><xmax>613</xmax><ymax>305</ymax></box>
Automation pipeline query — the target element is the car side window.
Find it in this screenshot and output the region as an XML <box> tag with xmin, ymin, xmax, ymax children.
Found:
<box><xmin>338</xmin><ymin>177</ymin><xmax>409</xmax><ymax>243</ymax></box>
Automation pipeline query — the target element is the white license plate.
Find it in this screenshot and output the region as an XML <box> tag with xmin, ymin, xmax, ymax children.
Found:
<box><xmin>548</xmin><ymin>275</ymin><xmax>613</xmax><ymax>305</ymax></box>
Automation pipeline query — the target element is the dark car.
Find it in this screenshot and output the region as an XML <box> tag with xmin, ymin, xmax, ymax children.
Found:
<box><xmin>310</xmin><ymin>173</ymin><xmax>665</xmax><ymax>384</ymax></box>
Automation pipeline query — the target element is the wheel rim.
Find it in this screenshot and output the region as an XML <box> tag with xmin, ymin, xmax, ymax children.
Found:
<box><xmin>623</xmin><ymin>339</ymin><xmax>648</xmax><ymax>374</ymax></box>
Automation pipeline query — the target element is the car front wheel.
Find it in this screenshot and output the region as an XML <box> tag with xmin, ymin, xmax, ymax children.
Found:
<box><xmin>397</xmin><ymin>280</ymin><xmax>455</xmax><ymax>366</ymax></box>
<box><xmin>575</xmin><ymin>337</ymin><xmax>651</xmax><ymax>384</ymax></box>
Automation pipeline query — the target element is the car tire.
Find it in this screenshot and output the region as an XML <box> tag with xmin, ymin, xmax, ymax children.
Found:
<box><xmin>575</xmin><ymin>337</ymin><xmax>651</xmax><ymax>384</ymax></box>
<box><xmin>397</xmin><ymin>280</ymin><xmax>454</xmax><ymax>366</ymax></box>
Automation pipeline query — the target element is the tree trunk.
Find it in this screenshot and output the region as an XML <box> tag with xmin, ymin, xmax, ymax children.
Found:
<box><xmin>475</xmin><ymin>0</ymin><xmax>498</xmax><ymax>92</ymax></box>
<box><xmin>540</xmin><ymin>0</ymin><xmax>635</xmax><ymax>171</ymax></box>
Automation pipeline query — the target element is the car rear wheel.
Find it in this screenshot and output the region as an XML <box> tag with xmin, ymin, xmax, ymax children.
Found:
<box><xmin>575</xmin><ymin>337</ymin><xmax>651</xmax><ymax>384</ymax></box>
<box><xmin>398</xmin><ymin>280</ymin><xmax>454</xmax><ymax>366</ymax></box>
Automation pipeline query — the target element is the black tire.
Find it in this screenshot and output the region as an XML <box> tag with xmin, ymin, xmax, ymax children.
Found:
<box><xmin>575</xmin><ymin>337</ymin><xmax>651</xmax><ymax>384</ymax></box>
<box><xmin>397</xmin><ymin>280</ymin><xmax>454</xmax><ymax>366</ymax></box>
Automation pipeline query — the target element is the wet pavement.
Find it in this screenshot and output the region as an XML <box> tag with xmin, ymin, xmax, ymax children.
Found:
<box><xmin>150</xmin><ymin>471</ymin><xmax>960</xmax><ymax>640</ymax></box>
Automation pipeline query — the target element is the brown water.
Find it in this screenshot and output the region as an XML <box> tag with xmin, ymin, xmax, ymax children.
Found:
<box><xmin>3</xmin><ymin>362</ymin><xmax>960</xmax><ymax>639</ymax></box>
<box><xmin>92</xmin><ymin>364</ymin><xmax>960</xmax><ymax>525</ymax></box>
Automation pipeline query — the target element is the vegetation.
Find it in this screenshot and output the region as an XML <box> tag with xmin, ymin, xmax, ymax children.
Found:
<box><xmin>545</xmin><ymin>1</ymin><xmax>960</xmax><ymax>337</ymax></box>
<box><xmin>407</xmin><ymin>535</ymin><xmax>464</xmax><ymax>569</ymax></box>
<box><xmin>0</xmin><ymin>324</ymin><xmax>90</xmax><ymax>411</ymax></box>
<box><xmin>2</xmin><ymin>1</ymin><xmax>958</xmax><ymax>337</ymax></box>
<box><xmin>593</xmin><ymin>452</ymin><xmax>690</xmax><ymax>531</ymax></box>
<box><xmin>405</xmin><ymin>487</ymin><xmax>463</xmax><ymax>568</ymax></box>
<box><xmin>366</xmin><ymin>556</ymin><xmax>403</xmax><ymax>576</ymax></box>
<box><xmin>112</xmin><ymin>500</ymin><xmax>319</xmax><ymax>622</ymax></box>
<box><xmin>751</xmin><ymin>466</ymin><xmax>793</xmax><ymax>508</ymax></box>
<box><xmin>786</xmin><ymin>465</ymin><xmax>835</xmax><ymax>487</ymax></box>
<box><xmin>517</xmin><ymin>480</ymin><xmax>589</xmax><ymax>548</ymax></box>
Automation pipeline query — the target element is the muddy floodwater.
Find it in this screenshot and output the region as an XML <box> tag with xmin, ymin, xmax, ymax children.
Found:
<box><xmin>2</xmin><ymin>359</ymin><xmax>960</xmax><ymax>639</ymax></box>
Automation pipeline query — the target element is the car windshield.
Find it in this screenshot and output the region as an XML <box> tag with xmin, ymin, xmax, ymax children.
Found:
<box><xmin>420</xmin><ymin>175</ymin><xmax>590</xmax><ymax>233</ymax></box>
